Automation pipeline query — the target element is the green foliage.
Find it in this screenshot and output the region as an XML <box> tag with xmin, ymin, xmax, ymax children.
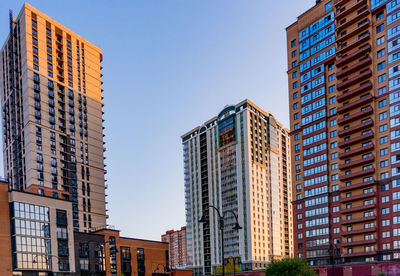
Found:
<box><xmin>377</xmin><ymin>273</ymin><xmax>386</xmax><ymax>276</ymax></box>
<box><xmin>265</xmin><ymin>257</ymin><xmax>316</xmax><ymax>276</ymax></box>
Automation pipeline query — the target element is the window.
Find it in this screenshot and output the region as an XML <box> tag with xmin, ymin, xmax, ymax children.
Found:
<box><xmin>377</xmin><ymin>36</ymin><xmax>385</xmax><ymax>45</ymax></box>
<box><xmin>325</xmin><ymin>1</ymin><xmax>332</xmax><ymax>12</ymax></box>
<box><xmin>378</xmin><ymin>61</ymin><xmax>386</xmax><ymax>70</ymax></box>
<box><xmin>330</xmin><ymin>142</ymin><xmax>337</xmax><ymax>149</ymax></box>
<box><xmin>380</xmin><ymin>136</ymin><xmax>388</xmax><ymax>144</ymax></box>
<box><xmin>383</xmin><ymin>208</ymin><xmax>390</xmax><ymax>215</ymax></box>
<box><xmin>292</xmin><ymin>71</ymin><xmax>298</xmax><ymax>78</ymax></box>
<box><xmin>328</xmin><ymin>64</ymin><xmax>335</xmax><ymax>71</ymax></box>
<box><xmin>291</xmin><ymin>39</ymin><xmax>296</xmax><ymax>47</ymax></box>
<box><xmin>379</xmin><ymin>99</ymin><xmax>387</xmax><ymax>108</ymax></box>
<box><xmin>329</xmin><ymin>108</ymin><xmax>336</xmax><ymax>115</ymax></box>
<box><xmin>380</xmin><ymin>124</ymin><xmax>388</xmax><ymax>132</ymax></box>
<box><xmin>331</xmin><ymin>152</ymin><xmax>338</xmax><ymax>159</ymax></box>
<box><xmin>328</xmin><ymin>74</ymin><xmax>335</xmax><ymax>82</ymax></box>
<box><xmin>376</xmin><ymin>11</ymin><xmax>384</xmax><ymax>21</ymax></box>
<box><xmin>378</xmin><ymin>49</ymin><xmax>386</xmax><ymax>58</ymax></box>
<box><xmin>377</xmin><ymin>23</ymin><xmax>385</xmax><ymax>33</ymax></box>
<box><xmin>330</xmin><ymin>130</ymin><xmax>337</xmax><ymax>138</ymax></box>
<box><xmin>292</xmin><ymin>61</ymin><xmax>297</xmax><ymax>68</ymax></box>
<box><xmin>294</xmin><ymin>113</ymin><xmax>299</xmax><ymax>120</ymax></box>
<box><xmin>381</xmin><ymin>148</ymin><xmax>388</xmax><ymax>156</ymax></box>
<box><xmin>293</xmin><ymin>102</ymin><xmax>298</xmax><ymax>110</ymax></box>
<box><xmin>378</xmin><ymin>74</ymin><xmax>386</xmax><ymax>83</ymax></box>
<box><xmin>293</xmin><ymin>81</ymin><xmax>298</xmax><ymax>89</ymax></box>
<box><xmin>379</xmin><ymin>86</ymin><xmax>387</xmax><ymax>95</ymax></box>
<box><xmin>331</xmin><ymin>163</ymin><xmax>338</xmax><ymax>170</ymax></box>
<box><xmin>382</xmin><ymin>196</ymin><xmax>390</xmax><ymax>203</ymax></box>
<box><xmin>381</xmin><ymin>160</ymin><xmax>389</xmax><ymax>168</ymax></box>
<box><xmin>292</xmin><ymin>50</ymin><xmax>297</xmax><ymax>58</ymax></box>
<box><xmin>332</xmin><ymin>174</ymin><xmax>338</xmax><ymax>181</ymax></box>
<box><xmin>380</xmin><ymin>111</ymin><xmax>387</xmax><ymax>120</ymax></box>
<box><xmin>293</xmin><ymin>92</ymin><xmax>298</xmax><ymax>99</ymax></box>
<box><xmin>329</xmin><ymin>96</ymin><xmax>336</xmax><ymax>104</ymax></box>
<box><xmin>329</xmin><ymin>85</ymin><xmax>335</xmax><ymax>93</ymax></box>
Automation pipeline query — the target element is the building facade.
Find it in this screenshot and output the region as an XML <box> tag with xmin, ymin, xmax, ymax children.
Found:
<box><xmin>0</xmin><ymin>179</ymin><xmax>77</xmax><ymax>275</ymax></box>
<box><xmin>287</xmin><ymin>0</ymin><xmax>400</xmax><ymax>272</ymax></box>
<box><xmin>182</xmin><ymin>99</ymin><xmax>293</xmax><ymax>275</ymax></box>
<box><xmin>162</xmin><ymin>227</ymin><xmax>188</xmax><ymax>269</ymax></box>
<box><xmin>94</xmin><ymin>229</ymin><xmax>169</xmax><ymax>276</ymax></box>
<box><xmin>0</xmin><ymin>3</ymin><xmax>107</xmax><ymax>233</ymax></box>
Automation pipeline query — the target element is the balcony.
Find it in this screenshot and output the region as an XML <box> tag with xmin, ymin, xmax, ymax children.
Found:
<box><xmin>342</xmin><ymin>251</ymin><xmax>376</xmax><ymax>258</ymax></box>
<box><xmin>341</xmin><ymin>191</ymin><xmax>376</xmax><ymax>203</ymax></box>
<box><xmin>338</xmin><ymin>120</ymin><xmax>373</xmax><ymax>137</ymax></box>
<box><xmin>337</xmin><ymin>69</ymin><xmax>372</xmax><ymax>91</ymax></box>
<box><xmin>338</xmin><ymin>95</ymin><xmax>373</xmax><ymax>114</ymax></box>
<box><xmin>342</xmin><ymin>227</ymin><xmax>376</xmax><ymax>236</ymax></box>
<box><xmin>338</xmin><ymin>106</ymin><xmax>373</xmax><ymax>125</ymax></box>
<box><xmin>339</xmin><ymin>155</ymin><xmax>374</xmax><ymax>170</ymax></box>
<box><xmin>334</xmin><ymin>0</ymin><xmax>351</xmax><ymax>6</ymax></box>
<box><xmin>336</xmin><ymin>19</ymin><xmax>370</xmax><ymax>44</ymax></box>
<box><xmin>339</xmin><ymin>131</ymin><xmax>373</xmax><ymax>148</ymax></box>
<box><xmin>339</xmin><ymin>143</ymin><xmax>374</xmax><ymax>159</ymax></box>
<box><xmin>336</xmin><ymin>7</ymin><xmax>370</xmax><ymax>32</ymax></box>
<box><xmin>337</xmin><ymin>57</ymin><xmax>371</xmax><ymax>79</ymax></box>
<box><xmin>339</xmin><ymin>167</ymin><xmax>375</xmax><ymax>181</ymax></box>
<box><xmin>341</xmin><ymin>203</ymin><xmax>376</xmax><ymax>214</ymax></box>
<box><xmin>342</xmin><ymin>239</ymin><xmax>376</xmax><ymax>247</ymax></box>
<box><xmin>336</xmin><ymin>0</ymin><xmax>368</xmax><ymax>21</ymax></box>
<box><xmin>341</xmin><ymin>215</ymin><xmax>376</xmax><ymax>225</ymax></box>
<box><xmin>336</xmin><ymin>44</ymin><xmax>371</xmax><ymax>67</ymax></box>
<box><xmin>338</xmin><ymin>32</ymin><xmax>370</xmax><ymax>56</ymax></box>
<box><xmin>340</xmin><ymin>179</ymin><xmax>375</xmax><ymax>192</ymax></box>
<box><xmin>337</xmin><ymin>81</ymin><xmax>372</xmax><ymax>102</ymax></box>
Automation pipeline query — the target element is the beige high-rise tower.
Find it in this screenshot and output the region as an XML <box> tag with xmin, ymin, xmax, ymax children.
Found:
<box><xmin>182</xmin><ymin>99</ymin><xmax>293</xmax><ymax>275</ymax></box>
<box><xmin>0</xmin><ymin>3</ymin><xmax>107</xmax><ymax>232</ymax></box>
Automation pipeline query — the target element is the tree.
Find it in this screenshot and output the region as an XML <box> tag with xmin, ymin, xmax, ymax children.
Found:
<box><xmin>265</xmin><ymin>257</ymin><xmax>316</xmax><ymax>276</ymax></box>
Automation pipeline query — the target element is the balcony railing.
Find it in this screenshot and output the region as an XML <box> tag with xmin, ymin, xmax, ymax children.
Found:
<box><xmin>339</xmin><ymin>143</ymin><xmax>374</xmax><ymax>159</ymax></box>
<box><xmin>338</xmin><ymin>120</ymin><xmax>373</xmax><ymax>137</ymax></box>
<box><xmin>339</xmin><ymin>167</ymin><xmax>375</xmax><ymax>181</ymax></box>
<box><xmin>337</xmin><ymin>81</ymin><xmax>372</xmax><ymax>102</ymax></box>
<box><xmin>336</xmin><ymin>44</ymin><xmax>371</xmax><ymax>67</ymax></box>
<box><xmin>337</xmin><ymin>69</ymin><xmax>372</xmax><ymax>91</ymax></box>
<box><xmin>338</xmin><ymin>106</ymin><xmax>373</xmax><ymax>125</ymax></box>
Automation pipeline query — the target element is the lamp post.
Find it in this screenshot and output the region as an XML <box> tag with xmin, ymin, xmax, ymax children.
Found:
<box><xmin>32</xmin><ymin>254</ymin><xmax>61</xmax><ymax>276</ymax></box>
<box><xmin>199</xmin><ymin>205</ymin><xmax>242</xmax><ymax>276</ymax></box>
<box><xmin>330</xmin><ymin>242</ymin><xmax>340</xmax><ymax>276</ymax></box>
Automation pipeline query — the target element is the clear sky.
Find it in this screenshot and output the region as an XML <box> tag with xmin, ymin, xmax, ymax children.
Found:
<box><xmin>0</xmin><ymin>0</ymin><xmax>315</xmax><ymax>240</ymax></box>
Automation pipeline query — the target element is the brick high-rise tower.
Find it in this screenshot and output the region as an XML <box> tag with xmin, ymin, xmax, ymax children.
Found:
<box><xmin>0</xmin><ymin>3</ymin><xmax>107</xmax><ymax>232</ymax></box>
<box><xmin>287</xmin><ymin>0</ymin><xmax>400</xmax><ymax>272</ymax></box>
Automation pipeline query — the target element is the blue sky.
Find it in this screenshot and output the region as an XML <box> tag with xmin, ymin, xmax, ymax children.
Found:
<box><xmin>0</xmin><ymin>0</ymin><xmax>315</xmax><ymax>240</ymax></box>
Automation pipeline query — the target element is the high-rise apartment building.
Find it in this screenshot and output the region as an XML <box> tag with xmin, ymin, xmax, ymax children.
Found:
<box><xmin>0</xmin><ymin>3</ymin><xmax>107</xmax><ymax>232</ymax></box>
<box><xmin>162</xmin><ymin>227</ymin><xmax>188</xmax><ymax>269</ymax></box>
<box><xmin>181</xmin><ymin>99</ymin><xmax>292</xmax><ymax>275</ymax></box>
<box><xmin>287</xmin><ymin>0</ymin><xmax>400</xmax><ymax>272</ymax></box>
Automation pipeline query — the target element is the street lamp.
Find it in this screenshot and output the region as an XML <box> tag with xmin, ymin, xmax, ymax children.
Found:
<box><xmin>330</xmin><ymin>242</ymin><xmax>340</xmax><ymax>276</ymax></box>
<box><xmin>199</xmin><ymin>205</ymin><xmax>242</xmax><ymax>276</ymax></box>
<box><xmin>32</xmin><ymin>253</ymin><xmax>62</xmax><ymax>275</ymax></box>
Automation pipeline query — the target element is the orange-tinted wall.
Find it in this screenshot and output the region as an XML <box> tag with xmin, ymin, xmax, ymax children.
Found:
<box><xmin>0</xmin><ymin>181</ymin><xmax>12</xmax><ymax>275</ymax></box>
